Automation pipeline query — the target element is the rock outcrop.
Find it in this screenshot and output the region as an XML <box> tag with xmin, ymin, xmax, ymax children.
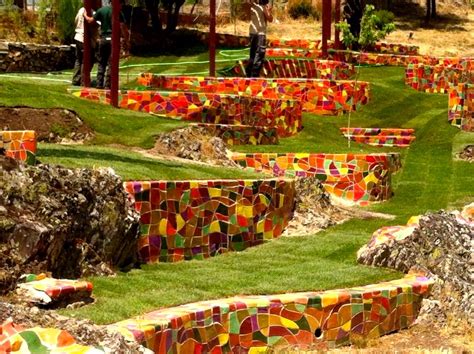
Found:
<box><xmin>358</xmin><ymin>208</ymin><xmax>474</xmax><ymax>326</ymax></box>
<box><xmin>0</xmin><ymin>156</ymin><xmax>140</xmax><ymax>294</ymax></box>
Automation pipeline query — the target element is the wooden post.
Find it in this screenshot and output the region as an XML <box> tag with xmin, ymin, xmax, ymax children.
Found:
<box><xmin>334</xmin><ymin>0</ymin><xmax>341</xmax><ymax>49</ymax></box>
<box><xmin>82</xmin><ymin>0</ymin><xmax>92</xmax><ymax>87</ymax></box>
<box><xmin>209</xmin><ymin>0</ymin><xmax>216</xmax><ymax>77</ymax></box>
<box><xmin>111</xmin><ymin>0</ymin><xmax>121</xmax><ymax>107</ymax></box>
<box><xmin>322</xmin><ymin>0</ymin><xmax>331</xmax><ymax>58</ymax></box>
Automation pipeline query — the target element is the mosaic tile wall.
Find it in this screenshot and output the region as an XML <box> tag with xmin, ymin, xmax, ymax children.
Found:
<box><xmin>123</xmin><ymin>179</ymin><xmax>296</xmax><ymax>264</ymax></box>
<box><xmin>229</xmin><ymin>59</ymin><xmax>355</xmax><ymax>80</ymax></box>
<box><xmin>71</xmin><ymin>88</ymin><xmax>303</xmax><ymax>137</ymax></box>
<box><xmin>405</xmin><ymin>61</ymin><xmax>474</xmax><ymax>93</ymax></box>
<box><xmin>137</xmin><ymin>74</ymin><xmax>369</xmax><ymax>115</ymax></box>
<box><xmin>448</xmin><ymin>83</ymin><xmax>474</xmax><ymax>132</ymax></box>
<box><xmin>109</xmin><ymin>274</ymin><xmax>433</xmax><ymax>353</ymax></box>
<box><xmin>192</xmin><ymin>123</ymin><xmax>278</xmax><ymax>145</ymax></box>
<box><xmin>0</xmin><ymin>319</ymin><xmax>102</xmax><ymax>353</ymax></box>
<box><xmin>340</xmin><ymin>128</ymin><xmax>416</xmax><ymax>147</ymax></box>
<box><xmin>231</xmin><ymin>153</ymin><xmax>401</xmax><ymax>203</ymax></box>
<box><xmin>0</xmin><ymin>130</ymin><xmax>36</xmax><ymax>164</ymax></box>
<box><xmin>266</xmin><ymin>39</ymin><xmax>420</xmax><ymax>55</ymax></box>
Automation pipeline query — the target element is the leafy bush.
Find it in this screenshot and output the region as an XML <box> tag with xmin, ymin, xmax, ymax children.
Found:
<box><xmin>335</xmin><ymin>5</ymin><xmax>395</xmax><ymax>50</ymax></box>
<box><xmin>288</xmin><ymin>0</ymin><xmax>319</xmax><ymax>20</ymax></box>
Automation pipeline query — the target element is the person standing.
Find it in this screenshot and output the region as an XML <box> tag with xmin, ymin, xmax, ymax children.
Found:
<box><xmin>84</xmin><ymin>4</ymin><xmax>125</xmax><ymax>89</ymax></box>
<box><xmin>72</xmin><ymin>5</ymin><xmax>88</xmax><ymax>86</ymax></box>
<box><xmin>246</xmin><ymin>0</ymin><xmax>273</xmax><ymax>78</ymax></box>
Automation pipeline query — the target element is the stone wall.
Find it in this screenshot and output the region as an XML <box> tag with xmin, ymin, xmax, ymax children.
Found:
<box><xmin>124</xmin><ymin>179</ymin><xmax>295</xmax><ymax>264</ymax></box>
<box><xmin>70</xmin><ymin>88</ymin><xmax>303</xmax><ymax>137</ymax></box>
<box><xmin>0</xmin><ymin>42</ymin><xmax>75</xmax><ymax>73</ymax></box>
<box><xmin>137</xmin><ymin>74</ymin><xmax>370</xmax><ymax>115</ymax></box>
<box><xmin>231</xmin><ymin>152</ymin><xmax>402</xmax><ymax>204</ymax></box>
<box><xmin>109</xmin><ymin>274</ymin><xmax>432</xmax><ymax>352</ymax></box>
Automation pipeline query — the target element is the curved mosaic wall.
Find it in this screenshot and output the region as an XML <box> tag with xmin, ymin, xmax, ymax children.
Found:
<box><xmin>109</xmin><ymin>274</ymin><xmax>432</xmax><ymax>353</ymax></box>
<box><xmin>405</xmin><ymin>61</ymin><xmax>474</xmax><ymax>93</ymax></box>
<box><xmin>266</xmin><ymin>39</ymin><xmax>420</xmax><ymax>55</ymax></box>
<box><xmin>231</xmin><ymin>153</ymin><xmax>401</xmax><ymax>203</ymax></box>
<box><xmin>228</xmin><ymin>59</ymin><xmax>355</xmax><ymax>80</ymax></box>
<box><xmin>0</xmin><ymin>130</ymin><xmax>36</xmax><ymax>164</ymax></box>
<box><xmin>124</xmin><ymin>179</ymin><xmax>296</xmax><ymax>263</ymax></box>
<box><xmin>70</xmin><ymin>88</ymin><xmax>303</xmax><ymax>138</ymax></box>
<box><xmin>137</xmin><ymin>74</ymin><xmax>369</xmax><ymax>115</ymax></box>
<box><xmin>340</xmin><ymin>128</ymin><xmax>416</xmax><ymax>147</ymax></box>
<box><xmin>448</xmin><ymin>83</ymin><xmax>474</xmax><ymax>132</ymax></box>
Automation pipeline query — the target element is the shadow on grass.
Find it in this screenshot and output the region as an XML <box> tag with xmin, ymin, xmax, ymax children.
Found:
<box><xmin>38</xmin><ymin>146</ymin><xmax>185</xmax><ymax>170</ymax></box>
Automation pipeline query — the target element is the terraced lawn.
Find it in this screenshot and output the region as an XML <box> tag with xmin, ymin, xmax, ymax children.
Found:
<box><xmin>1</xmin><ymin>60</ymin><xmax>472</xmax><ymax>324</ymax></box>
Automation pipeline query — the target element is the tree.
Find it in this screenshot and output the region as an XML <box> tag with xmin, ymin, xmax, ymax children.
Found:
<box><xmin>425</xmin><ymin>0</ymin><xmax>436</xmax><ymax>23</ymax></box>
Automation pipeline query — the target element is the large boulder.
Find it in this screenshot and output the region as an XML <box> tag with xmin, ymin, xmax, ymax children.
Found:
<box><xmin>357</xmin><ymin>207</ymin><xmax>473</xmax><ymax>325</ymax></box>
<box><xmin>0</xmin><ymin>155</ymin><xmax>140</xmax><ymax>294</ymax></box>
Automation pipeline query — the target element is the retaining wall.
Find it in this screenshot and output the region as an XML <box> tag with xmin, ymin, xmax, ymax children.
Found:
<box><xmin>124</xmin><ymin>179</ymin><xmax>296</xmax><ymax>264</ymax></box>
<box><xmin>137</xmin><ymin>74</ymin><xmax>369</xmax><ymax>115</ymax></box>
<box><xmin>448</xmin><ymin>83</ymin><xmax>474</xmax><ymax>131</ymax></box>
<box><xmin>340</xmin><ymin>128</ymin><xmax>416</xmax><ymax>147</ymax></box>
<box><xmin>0</xmin><ymin>42</ymin><xmax>74</xmax><ymax>73</ymax></box>
<box><xmin>109</xmin><ymin>274</ymin><xmax>433</xmax><ymax>353</ymax></box>
<box><xmin>70</xmin><ymin>88</ymin><xmax>303</xmax><ymax>137</ymax></box>
<box><xmin>231</xmin><ymin>153</ymin><xmax>401</xmax><ymax>203</ymax></box>
<box><xmin>0</xmin><ymin>130</ymin><xmax>36</xmax><ymax>164</ymax></box>
<box><xmin>228</xmin><ymin>59</ymin><xmax>355</xmax><ymax>80</ymax></box>
<box><xmin>405</xmin><ymin>61</ymin><xmax>474</xmax><ymax>93</ymax></box>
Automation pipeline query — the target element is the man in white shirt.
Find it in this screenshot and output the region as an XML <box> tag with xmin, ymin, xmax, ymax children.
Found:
<box><xmin>72</xmin><ymin>5</ymin><xmax>96</xmax><ymax>86</ymax></box>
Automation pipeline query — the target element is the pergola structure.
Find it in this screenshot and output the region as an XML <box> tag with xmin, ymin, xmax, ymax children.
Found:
<box><xmin>81</xmin><ymin>0</ymin><xmax>339</xmax><ymax>107</ymax></box>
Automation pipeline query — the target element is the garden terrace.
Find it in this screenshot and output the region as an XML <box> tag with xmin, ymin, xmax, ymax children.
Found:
<box><xmin>125</xmin><ymin>178</ymin><xmax>295</xmax><ymax>264</ymax></box>
<box><xmin>405</xmin><ymin>60</ymin><xmax>474</xmax><ymax>93</ymax></box>
<box><xmin>228</xmin><ymin>59</ymin><xmax>355</xmax><ymax>80</ymax></box>
<box><xmin>69</xmin><ymin>88</ymin><xmax>303</xmax><ymax>137</ymax></box>
<box><xmin>136</xmin><ymin>74</ymin><xmax>370</xmax><ymax>115</ymax></box>
<box><xmin>231</xmin><ymin>153</ymin><xmax>401</xmax><ymax>204</ymax></box>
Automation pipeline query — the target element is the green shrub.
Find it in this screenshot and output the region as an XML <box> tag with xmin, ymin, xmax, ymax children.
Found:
<box><xmin>335</xmin><ymin>5</ymin><xmax>395</xmax><ymax>50</ymax></box>
<box><xmin>288</xmin><ymin>0</ymin><xmax>319</xmax><ymax>20</ymax></box>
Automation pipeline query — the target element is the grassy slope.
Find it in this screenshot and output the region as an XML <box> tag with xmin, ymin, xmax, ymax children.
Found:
<box><xmin>1</xmin><ymin>63</ymin><xmax>472</xmax><ymax>324</ymax></box>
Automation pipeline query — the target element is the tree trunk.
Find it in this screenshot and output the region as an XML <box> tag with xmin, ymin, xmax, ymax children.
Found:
<box><xmin>431</xmin><ymin>0</ymin><xmax>436</xmax><ymax>18</ymax></box>
<box><xmin>145</xmin><ymin>0</ymin><xmax>162</xmax><ymax>33</ymax></box>
<box><xmin>425</xmin><ymin>0</ymin><xmax>431</xmax><ymax>23</ymax></box>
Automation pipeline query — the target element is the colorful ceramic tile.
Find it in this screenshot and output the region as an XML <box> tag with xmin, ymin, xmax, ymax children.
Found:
<box><xmin>191</xmin><ymin>123</ymin><xmax>278</xmax><ymax>145</ymax></box>
<box><xmin>228</xmin><ymin>59</ymin><xmax>355</xmax><ymax>80</ymax></box>
<box><xmin>17</xmin><ymin>273</ymin><xmax>93</xmax><ymax>304</ymax></box>
<box><xmin>136</xmin><ymin>75</ymin><xmax>370</xmax><ymax>115</ymax></box>
<box><xmin>405</xmin><ymin>60</ymin><xmax>474</xmax><ymax>93</ymax></box>
<box><xmin>231</xmin><ymin>153</ymin><xmax>401</xmax><ymax>203</ymax></box>
<box><xmin>0</xmin><ymin>319</ymin><xmax>103</xmax><ymax>353</ymax></box>
<box><xmin>124</xmin><ymin>179</ymin><xmax>295</xmax><ymax>264</ymax></box>
<box><xmin>109</xmin><ymin>274</ymin><xmax>433</xmax><ymax>353</ymax></box>
<box><xmin>340</xmin><ymin>128</ymin><xmax>416</xmax><ymax>147</ymax></box>
<box><xmin>70</xmin><ymin>88</ymin><xmax>302</xmax><ymax>138</ymax></box>
<box><xmin>0</xmin><ymin>130</ymin><xmax>37</xmax><ymax>164</ymax></box>
<box><xmin>448</xmin><ymin>83</ymin><xmax>474</xmax><ymax>132</ymax></box>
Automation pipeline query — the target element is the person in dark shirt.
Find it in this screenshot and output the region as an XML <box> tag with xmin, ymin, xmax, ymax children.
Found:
<box><xmin>246</xmin><ymin>0</ymin><xmax>273</xmax><ymax>77</ymax></box>
<box><xmin>84</xmin><ymin>5</ymin><xmax>125</xmax><ymax>89</ymax></box>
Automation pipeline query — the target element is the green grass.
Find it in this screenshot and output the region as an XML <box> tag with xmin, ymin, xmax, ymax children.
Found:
<box><xmin>1</xmin><ymin>58</ymin><xmax>473</xmax><ymax>324</ymax></box>
<box><xmin>38</xmin><ymin>144</ymin><xmax>264</xmax><ymax>180</ymax></box>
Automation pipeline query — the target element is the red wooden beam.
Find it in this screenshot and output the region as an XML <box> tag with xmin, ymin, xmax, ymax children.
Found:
<box><xmin>209</xmin><ymin>0</ymin><xmax>216</xmax><ymax>77</ymax></box>
<box><xmin>111</xmin><ymin>0</ymin><xmax>121</xmax><ymax>107</ymax></box>
<box><xmin>334</xmin><ymin>0</ymin><xmax>341</xmax><ymax>49</ymax></box>
<box><xmin>322</xmin><ymin>0</ymin><xmax>332</xmax><ymax>58</ymax></box>
<box><xmin>82</xmin><ymin>0</ymin><xmax>92</xmax><ymax>87</ymax></box>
